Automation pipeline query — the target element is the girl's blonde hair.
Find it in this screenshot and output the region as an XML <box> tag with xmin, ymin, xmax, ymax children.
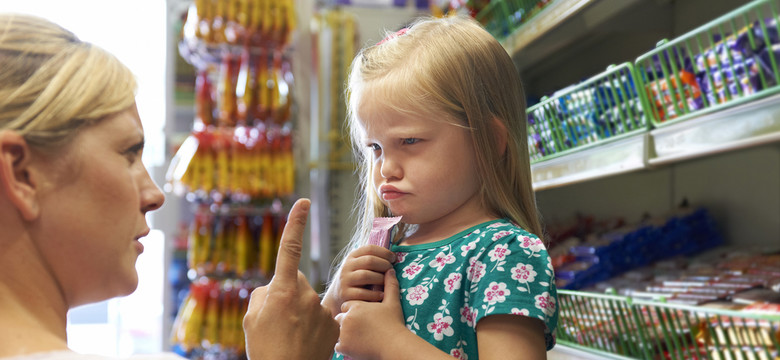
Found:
<box><xmin>0</xmin><ymin>14</ymin><xmax>137</xmax><ymax>150</ymax></box>
<box><xmin>341</xmin><ymin>15</ymin><xmax>542</xmax><ymax>264</ymax></box>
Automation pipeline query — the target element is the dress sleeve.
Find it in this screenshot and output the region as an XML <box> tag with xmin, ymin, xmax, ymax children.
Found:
<box><xmin>466</xmin><ymin>226</ymin><xmax>559</xmax><ymax>350</ymax></box>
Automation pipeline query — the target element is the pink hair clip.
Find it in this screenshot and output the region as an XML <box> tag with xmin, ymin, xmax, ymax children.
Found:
<box><xmin>376</xmin><ymin>27</ymin><xmax>409</xmax><ymax>46</ymax></box>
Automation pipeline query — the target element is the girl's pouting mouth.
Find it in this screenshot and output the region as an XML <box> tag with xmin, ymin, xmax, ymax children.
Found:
<box><xmin>379</xmin><ymin>184</ymin><xmax>407</xmax><ymax>201</ymax></box>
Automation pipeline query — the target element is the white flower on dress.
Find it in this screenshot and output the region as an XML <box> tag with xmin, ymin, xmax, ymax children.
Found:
<box><xmin>444</xmin><ymin>272</ymin><xmax>462</xmax><ymax>294</ymax></box>
<box><xmin>483</xmin><ymin>282</ymin><xmax>510</xmax><ymax>304</ymax></box>
<box><xmin>466</xmin><ymin>258</ymin><xmax>486</xmax><ymax>283</ymax></box>
<box><xmin>406</xmin><ymin>285</ymin><xmax>429</xmax><ymax>306</ymax></box>
<box><xmin>491</xmin><ymin>230</ymin><xmax>513</xmax><ymax>241</ymax></box>
<box><xmin>459</xmin><ymin>305</ymin><xmax>478</xmax><ymax>327</ymax></box>
<box><xmin>488</xmin><ymin>244</ymin><xmax>511</xmax><ymax>262</ymax></box>
<box><xmin>535</xmin><ymin>292</ymin><xmax>557</xmax><ymax>318</ymax></box>
<box><xmin>429</xmin><ymin>251</ymin><xmax>456</xmax><ymax>271</ymax></box>
<box><xmin>511</xmin><ymin>263</ymin><xmax>537</xmax><ymax>283</ymax></box>
<box><xmin>401</xmin><ymin>262</ymin><xmax>423</xmax><ymax>280</ymax></box>
<box><xmin>519</xmin><ymin>235</ymin><xmax>545</xmax><ymax>252</ymax></box>
<box><xmin>395</xmin><ymin>252</ymin><xmax>407</xmax><ymax>264</ymax></box>
<box><xmin>460</xmin><ymin>240</ymin><xmax>479</xmax><ymax>256</ymax></box>
<box><xmin>426</xmin><ymin>313</ymin><xmax>454</xmax><ymax>341</ymax></box>
<box><xmin>511</xmin><ymin>308</ymin><xmax>530</xmax><ymax>316</ymax></box>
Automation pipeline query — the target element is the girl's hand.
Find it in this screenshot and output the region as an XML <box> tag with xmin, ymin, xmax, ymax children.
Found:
<box><xmin>322</xmin><ymin>245</ymin><xmax>395</xmax><ymax>316</ymax></box>
<box><xmin>334</xmin><ymin>269</ymin><xmax>407</xmax><ymax>359</ymax></box>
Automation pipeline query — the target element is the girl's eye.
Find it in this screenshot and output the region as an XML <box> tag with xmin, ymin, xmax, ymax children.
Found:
<box><xmin>368</xmin><ymin>143</ymin><xmax>381</xmax><ymax>152</ymax></box>
<box><xmin>402</xmin><ymin>138</ymin><xmax>420</xmax><ymax>145</ymax></box>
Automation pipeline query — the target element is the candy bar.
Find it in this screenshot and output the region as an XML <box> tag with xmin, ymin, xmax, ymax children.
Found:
<box><xmin>368</xmin><ymin>216</ymin><xmax>402</xmax><ymax>249</ymax></box>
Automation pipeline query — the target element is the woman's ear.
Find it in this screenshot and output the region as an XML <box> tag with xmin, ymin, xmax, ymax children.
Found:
<box><xmin>0</xmin><ymin>131</ymin><xmax>40</xmax><ymax>221</ymax></box>
<box><xmin>492</xmin><ymin>117</ymin><xmax>508</xmax><ymax>157</ymax></box>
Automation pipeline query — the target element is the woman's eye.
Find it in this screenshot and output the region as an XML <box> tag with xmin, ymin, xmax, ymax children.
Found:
<box><xmin>124</xmin><ymin>141</ymin><xmax>145</xmax><ymax>164</ymax></box>
<box><xmin>368</xmin><ymin>143</ymin><xmax>381</xmax><ymax>152</ymax></box>
<box><xmin>402</xmin><ymin>138</ymin><xmax>420</xmax><ymax>145</ymax></box>
<box><xmin>124</xmin><ymin>151</ymin><xmax>141</xmax><ymax>164</ymax></box>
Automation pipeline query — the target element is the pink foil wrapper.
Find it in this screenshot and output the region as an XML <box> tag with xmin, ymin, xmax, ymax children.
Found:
<box><xmin>368</xmin><ymin>216</ymin><xmax>401</xmax><ymax>293</ymax></box>
<box><xmin>368</xmin><ymin>216</ymin><xmax>402</xmax><ymax>249</ymax></box>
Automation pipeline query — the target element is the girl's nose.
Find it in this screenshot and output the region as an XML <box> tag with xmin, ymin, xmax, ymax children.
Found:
<box><xmin>379</xmin><ymin>155</ymin><xmax>402</xmax><ymax>180</ymax></box>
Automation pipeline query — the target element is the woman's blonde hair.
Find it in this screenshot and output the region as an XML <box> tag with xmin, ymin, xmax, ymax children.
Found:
<box><xmin>0</xmin><ymin>14</ymin><xmax>137</xmax><ymax>150</ymax></box>
<box><xmin>341</xmin><ymin>15</ymin><xmax>542</xmax><ymax>266</ymax></box>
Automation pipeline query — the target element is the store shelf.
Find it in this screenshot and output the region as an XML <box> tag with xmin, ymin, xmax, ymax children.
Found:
<box><xmin>530</xmin><ymin>93</ymin><xmax>780</xmax><ymax>190</ymax></box>
<box><xmin>649</xmin><ymin>93</ymin><xmax>780</xmax><ymax>167</ymax></box>
<box><xmin>499</xmin><ymin>0</ymin><xmax>642</xmax><ymax>69</ymax></box>
<box><xmin>531</xmin><ymin>133</ymin><xmax>649</xmax><ymax>191</ymax></box>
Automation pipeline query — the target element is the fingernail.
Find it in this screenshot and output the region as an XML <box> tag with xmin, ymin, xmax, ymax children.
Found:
<box><xmin>388</xmin><ymin>269</ymin><xmax>395</xmax><ymax>276</ymax></box>
<box><xmin>300</xmin><ymin>199</ymin><xmax>311</xmax><ymax>211</ymax></box>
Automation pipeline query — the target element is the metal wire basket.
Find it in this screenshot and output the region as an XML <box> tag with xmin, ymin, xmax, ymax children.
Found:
<box><xmin>557</xmin><ymin>290</ymin><xmax>780</xmax><ymax>360</ymax></box>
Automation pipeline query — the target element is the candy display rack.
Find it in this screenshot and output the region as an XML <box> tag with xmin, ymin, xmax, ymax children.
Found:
<box><xmin>636</xmin><ymin>0</ymin><xmax>780</xmax><ymax>128</ymax></box>
<box><xmin>523</xmin><ymin>0</ymin><xmax>780</xmax><ymax>191</ymax></box>
<box><xmin>526</xmin><ymin>62</ymin><xmax>652</xmax><ymax>190</ymax></box>
<box><xmin>557</xmin><ymin>290</ymin><xmax>780</xmax><ymax>360</ymax></box>
<box><xmin>527</xmin><ymin>62</ymin><xmax>651</xmax><ymax>163</ymax></box>
<box><xmin>165</xmin><ymin>0</ymin><xmax>297</xmax><ymax>359</ymax></box>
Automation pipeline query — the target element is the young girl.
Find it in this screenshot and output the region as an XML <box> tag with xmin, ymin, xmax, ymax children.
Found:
<box><xmin>322</xmin><ymin>15</ymin><xmax>558</xmax><ymax>360</ymax></box>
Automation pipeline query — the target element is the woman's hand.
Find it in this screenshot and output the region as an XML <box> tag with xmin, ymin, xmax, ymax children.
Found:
<box><xmin>243</xmin><ymin>199</ymin><xmax>339</xmax><ymax>360</ymax></box>
<box><xmin>322</xmin><ymin>245</ymin><xmax>395</xmax><ymax>317</ymax></box>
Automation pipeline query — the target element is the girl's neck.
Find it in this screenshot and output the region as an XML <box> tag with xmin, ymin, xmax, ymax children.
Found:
<box><xmin>400</xmin><ymin>213</ymin><xmax>498</xmax><ymax>246</ymax></box>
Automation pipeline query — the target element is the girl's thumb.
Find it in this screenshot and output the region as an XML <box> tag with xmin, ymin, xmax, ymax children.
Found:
<box><xmin>382</xmin><ymin>269</ymin><xmax>400</xmax><ymax>304</ymax></box>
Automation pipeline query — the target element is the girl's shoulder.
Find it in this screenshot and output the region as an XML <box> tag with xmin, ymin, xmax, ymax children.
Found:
<box><xmin>460</xmin><ymin>220</ymin><xmax>550</xmax><ymax>261</ymax></box>
<box><xmin>465</xmin><ymin>219</ymin><xmax>541</xmax><ymax>243</ymax></box>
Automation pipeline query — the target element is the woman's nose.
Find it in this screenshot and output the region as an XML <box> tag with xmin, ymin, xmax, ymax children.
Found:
<box><xmin>140</xmin><ymin>170</ymin><xmax>165</xmax><ymax>213</ymax></box>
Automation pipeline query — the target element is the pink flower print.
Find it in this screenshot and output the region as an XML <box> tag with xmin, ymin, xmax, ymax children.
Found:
<box><xmin>459</xmin><ymin>305</ymin><xmax>477</xmax><ymax>327</ymax></box>
<box><xmin>488</xmin><ymin>244</ymin><xmax>511</xmax><ymax>262</ymax></box>
<box><xmin>395</xmin><ymin>252</ymin><xmax>407</xmax><ymax>264</ymax></box>
<box><xmin>511</xmin><ymin>308</ymin><xmax>530</xmax><ymax>316</ymax></box>
<box><xmin>406</xmin><ymin>285</ymin><xmax>429</xmax><ymax>306</ymax></box>
<box><xmin>535</xmin><ymin>292</ymin><xmax>557</xmax><ymax>318</ymax></box>
<box><xmin>444</xmin><ymin>272</ymin><xmax>462</xmax><ymax>294</ymax></box>
<box><xmin>487</xmin><ymin>221</ymin><xmax>509</xmax><ymax>229</ymax></box>
<box><xmin>428</xmin><ymin>251</ymin><xmax>456</xmax><ymax>271</ymax></box>
<box><xmin>450</xmin><ymin>348</ymin><xmax>468</xmax><ymax>360</ymax></box>
<box><xmin>401</xmin><ymin>262</ymin><xmax>423</xmax><ymax>280</ymax></box>
<box><xmin>519</xmin><ymin>236</ymin><xmax>545</xmax><ymax>252</ymax></box>
<box><xmin>483</xmin><ymin>282</ymin><xmax>510</xmax><ymax>304</ymax></box>
<box><xmin>426</xmin><ymin>313</ymin><xmax>454</xmax><ymax>341</ymax></box>
<box><xmin>491</xmin><ymin>230</ymin><xmax>512</xmax><ymax>241</ymax></box>
<box><xmin>466</xmin><ymin>258</ymin><xmax>486</xmax><ymax>283</ymax></box>
<box><xmin>511</xmin><ymin>263</ymin><xmax>537</xmax><ymax>284</ymax></box>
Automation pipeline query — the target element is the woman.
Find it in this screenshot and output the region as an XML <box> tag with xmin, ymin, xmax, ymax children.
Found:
<box><xmin>0</xmin><ymin>13</ymin><xmax>337</xmax><ymax>360</ymax></box>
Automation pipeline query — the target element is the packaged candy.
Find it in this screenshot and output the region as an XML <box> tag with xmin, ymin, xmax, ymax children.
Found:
<box><xmin>367</xmin><ymin>216</ymin><xmax>402</xmax><ymax>292</ymax></box>
<box><xmin>368</xmin><ymin>216</ymin><xmax>402</xmax><ymax>249</ymax></box>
